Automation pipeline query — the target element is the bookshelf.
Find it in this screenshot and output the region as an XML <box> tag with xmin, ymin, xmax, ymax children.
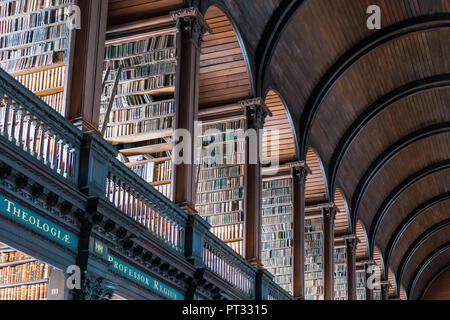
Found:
<box><xmin>304</xmin><ymin>215</ymin><xmax>324</xmax><ymax>300</ymax></box>
<box><xmin>100</xmin><ymin>31</ymin><xmax>177</xmax><ymax>200</ymax></box>
<box><xmin>195</xmin><ymin>115</ymin><xmax>246</xmax><ymax>256</ymax></box>
<box><xmin>0</xmin><ymin>0</ymin><xmax>75</xmax><ymax>115</ymax></box>
<box><xmin>333</xmin><ymin>245</ymin><xmax>348</xmax><ymax>300</ymax></box>
<box><xmin>0</xmin><ymin>243</ymin><xmax>50</xmax><ymax>300</ymax></box>
<box><xmin>261</xmin><ymin>174</ymin><xmax>294</xmax><ymax>295</ymax></box>
<box><xmin>356</xmin><ymin>270</ymin><xmax>366</xmax><ymax>300</ymax></box>
<box><xmin>373</xmin><ymin>289</ymin><xmax>382</xmax><ymax>300</ymax></box>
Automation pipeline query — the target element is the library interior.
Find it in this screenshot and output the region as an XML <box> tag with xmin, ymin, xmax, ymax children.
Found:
<box><xmin>0</xmin><ymin>0</ymin><xmax>449</xmax><ymax>301</ymax></box>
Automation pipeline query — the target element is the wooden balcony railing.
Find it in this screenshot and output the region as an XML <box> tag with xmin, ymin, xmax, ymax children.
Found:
<box><xmin>203</xmin><ymin>231</ymin><xmax>256</xmax><ymax>298</ymax></box>
<box><xmin>0</xmin><ymin>66</ymin><xmax>294</xmax><ymax>300</ymax></box>
<box><xmin>0</xmin><ymin>68</ymin><xmax>82</xmax><ymax>185</ymax></box>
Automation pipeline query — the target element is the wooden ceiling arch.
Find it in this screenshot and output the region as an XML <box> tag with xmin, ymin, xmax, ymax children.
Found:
<box><xmin>384</xmin><ymin>192</ymin><xmax>450</xmax><ymax>279</ymax></box>
<box><xmin>351</xmin><ymin>123</ymin><xmax>450</xmax><ymax>232</ymax></box>
<box><xmin>397</xmin><ymin>220</ymin><xmax>450</xmax><ymax>295</ymax></box>
<box><xmin>305</xmin><ymin>148</ymin><xmax>329</xmax><ymax>205</ymax></box>
<box><xmin>298</xmin><ymin>13</ymin><xmax>450</xmax><ymax>161</ymax></box>
<box><xmin>328</xmin><ymin>74</ymin><xmax>450</xmax><ymax>198</ymax></box>
<box><xmin>388</xmin><ymin>267</ymin><xmax>397</xmax><ymax>297</ymax></box>
<box><xmin>355</xmin><ymin>220</ymin><xmax>369</xmax><ymax>260</ymax></box>
<box><xmin>420</xmin><ymin>264</ymin><xmax>450</xmax><ymax>300</ymax></box>
<box><xmin>408</xmin><ymin>242</ymin><xmax>450</xmax><ymax>299</ymax></box>
<box><xmin>334</xmin><ymin>188</ymin><xmax>351</xmax><ymax>236</ymax></box>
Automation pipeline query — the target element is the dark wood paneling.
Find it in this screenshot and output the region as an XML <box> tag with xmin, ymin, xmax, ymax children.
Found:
<box><xmin>199</xmin><ymin>6</ymin><xmax>252</xmax><ymax>107</ymax></box>
<box><xmin>107</xmin><ymin>0</ymin><xmax>184</xmax><ymax>26</ymax></box>
<box><xmin>422</xmin><ymin>266</ymin><xmax>450</xmax><ymax>300</ymax></box>
<box><xmin>390</xmin><ymin>200</ymin><xmax>450</xmax><ymax>275</ymax></box>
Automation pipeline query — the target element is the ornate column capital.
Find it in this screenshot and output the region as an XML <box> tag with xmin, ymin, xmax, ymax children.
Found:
<box><xmin>344</xmin><ymin>234</ymin><xmax>359</xmax><ymax>253</ymax></box>
<box><xmin>240</xmin><ymin>98</ymin><xmax>272</xmax><ymax>129</ymax></box>
<box><xmin>322</xmin><ymin>204</ymin><xmax>338</xmax><ymax>221</ymax></box>
<box><xmin>170</xmin><ymin>7</ymin><xmax>211</xmax><ymax>47</ymax></box>
<box><xmin>73</xmin><ymin>272</ymin><xmax>115</xmax><ymax>300</ymax></box>
<box><xmin>288</xmin><ymin>161</ymin><xmax>311</xmax><ymax>183</ymax></box>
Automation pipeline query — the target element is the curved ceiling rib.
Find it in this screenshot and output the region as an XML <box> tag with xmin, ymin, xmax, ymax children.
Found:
<box><xmin>384</xmin><ymin>192</ymin><xmax>450</xmax><ymax>276</ymax></box>
<box><xmin>305</xmin><ymin>148</ymin><xmax>329</xmax><ymax>205</ymax></box>
<box><xmin>397</xmin><ymin>219</ymin><xmax>450</xmax><ymax>294</ymax></box>
<box><xmin>420</xmin><ymin>265</ymin><xmax>450</xmax><ymax>300</ymax></box>
<box><xmin>328</xmin><ymin>75</ymin><xmax>450</xmax><ymax>197</ymax></box>
<box><xmin>355</xmin><ymin>220</ymin><xmax>368</xmax><ymax>260</ymax></box>
<box><xmin>298</xmin><ymin>13</ymin><xmax>450</xmax><ymax>160</ymax></box>
<box><xmin>334</xmin><ymin>188</ymin><xmax>350</xmax><ymax>235</ymax></box>
<box><xmin>369</xmin><ymin>160</ymin><xmax>450</xmax><ymax>253</ymax></box>
<box><xmin>408</xmin><ymin>242</ymin><xmax>450</xmax><ymax>299</ymax></box>
<box><xmin>350</xmin><ymin>122</ymin><xmax>450</xmax><ymax>232</ymax></box>
<box><xmin>255</xmin><ymin>0</ymin><xmax>306</xmax><ymax>96</ymax></box>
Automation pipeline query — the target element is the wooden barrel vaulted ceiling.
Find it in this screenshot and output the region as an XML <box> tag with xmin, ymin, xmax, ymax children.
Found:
<box><xmin>211</xmin><ymin>0</ymin><xmax>450</xmax><ymax>299</ymax></box>
<box><xmin>105</xmin><ymin>0</ymin><xmax>450</xmax><ymax>298</ymax></box>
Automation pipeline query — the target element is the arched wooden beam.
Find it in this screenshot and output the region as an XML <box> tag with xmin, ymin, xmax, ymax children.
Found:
<box><xmin>408</xmin><ymin>242</ymin><xmax>450</xmax><ymax>299</ymax></box>
<box><xmin>298</xmin><ymin>13</ymin><xmax>450</xmax><ymax>160</ymax></box>
<box><xmin>351</xmin><ymin>122</ymin><xmax>450</xmax><ymax>232</ymax></box>
<box><xmin>328</xmin><ymin>75</ymin><xmax>450</xmax><ymax>199</ymax></box>
<box><xmin>384</xmin><ymin>192</ymin><xmax>450</xmax><ymax>278</ymax></box>
<box><xmin>365</xmin><ymin>160</ymin><xmax>450</xmax><ymax>256</ymax></box>
<box><xmin>255</xmin><ymin>0</ymin><xmax>306</xmax><ymax>96</ymax></box>
<box><xmin>419</xmin><ymin>265</ymin><xmax>450</xmax><ymax>300</ymax></box>
<box><xmin>397</xmin><ymin>219</ymin><xmax>450</xmax><ymax>296</ymax></box>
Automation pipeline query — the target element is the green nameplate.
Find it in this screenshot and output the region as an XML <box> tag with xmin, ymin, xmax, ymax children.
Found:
<box><xmin>107</xmin><ymin>254</ymin><xmax>184</xmax><ymax>300</ymax></box>
<box><xmin>0</xmin><ymin>196</ymin><xmax>78</xmax><ymax>249</ymax></box>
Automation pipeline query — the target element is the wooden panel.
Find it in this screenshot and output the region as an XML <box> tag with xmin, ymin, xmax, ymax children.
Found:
<box><xmin>377</xmin><ymin>168</ymin><xmax>450</xmax><ymax>255</ymax></box>
<box><xmin>199</xmin><ymin>6</ymin><xmax>252</xmax><ymax>107</ymax></box>
<box><xmin>108</xmin><ymin>0</ymin><xmax>184</xmax><ymax>26</ymax></box>
<box><xmin>390</xmin><ymin>200</ymin><xmax>450</xmax><ymax>275</ymax></box>
<box><xmin>423</xmin><ymin>266</ymin><xmax>450</xmax><ymax>300</ymax></box>
<box><xmin>305</xmin><ymin>148</ymin><xmax>328</xmax><ymax>205</ymax></box>
<box><xmin>356</xmin><ymin>220</ymin><xmax>368</xmax><ymax>260</ymax></box>
<box><xmin>334</xmin><ymin>188</ymin><xmax>349</xmax><ymax>235</ymax></box>
<box><xmin>262</xmin><ymin>91</ymin><xmax>297</xmax><ymax>164</ymax></box>
<box><xmin>388</xmin><ymin>267</ymin><xmax>397</xmax><ymax>297</ymax></box>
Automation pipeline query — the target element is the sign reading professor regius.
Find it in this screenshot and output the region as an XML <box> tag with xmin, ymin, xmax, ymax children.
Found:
<box><xmin>0</xmin><ymin>196</ymin><xmax>78</xmax><ymax>249</ymax></box>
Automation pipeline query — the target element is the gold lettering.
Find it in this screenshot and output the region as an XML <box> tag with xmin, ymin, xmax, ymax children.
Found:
<box><xmin>29</xmin><ymin>215</ymin><xmax>35</xmax><ymax>225</ymax></box>
<box><xmin>154</xmin><ymin>280</ymin><xmax>159</xmax><ymax>289</ymax></box>
<box><xmin>108</xmin><ymin>255</ymin><xmax>113</xmax><ymax>262</ymax></box>
<box><xmin>51</xmin><ymin>227</ymin><xmax>57</xmax><ymax>237</ymax></box>
<box><xmin>13</xmin><ymin>206</ymin><xmax>21</xmax><ymax>218</ymax></box>
<box><xmin>3</xmin><ymin>199</ymin><xmax>14</xmax><ymax>212</ymax></box>
<box><xmin>43</xmin><ymin>224</ymin><xmax>49</xmax><ymax>232</ymax></box>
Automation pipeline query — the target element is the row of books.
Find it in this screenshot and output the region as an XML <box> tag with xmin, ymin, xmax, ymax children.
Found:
<box><xmin>104</xmin><ymin>34</ymin><xmax>176</xmax><ymax>60</ymax></box>
<box><xmin>262</xmin><ymin>187</ymin><xmax>292</xmax><ymax>198</ymax></box>
<box><xmin>196</xmin><ymin>200</ymin><xmax>243</xmax><ymax>216</ymax></box>
<box><xmin>100</xmin><ymin>100</ymin><xmax>174</xmax><ymax>124</ymax></box>
<box><xmin>197</xmin><ymin>176</ymin><xmax>244</xmax><ymax>193</ymax></box>
<box><xmin>226</xmin><ymin>240</ymin><xmax>243</xmax><ymax>256</ymax></box>
<box><xmin>199</xmin><ymin>153</ymin><xmax>245</xmax><ymax>167</ymax></box>
<box><xmin>0</xmin><ymin>48</ymin><xmax>66</xmax><ymax>72</ymax></box>
<box><xmin>103</xmin><ymin>74</ymin><xmax>176</xmax><ymax>96</ymax></box>
<box><xmin>211</xmin><ymin>223</ymin><xmax>243</xmax><ymax>241</ymax></box>
<box><xmin>262</xmin><ymin>179</ymin><xmax>291</xmax><ymax>189</ymax></box>
<box><xmin>305</xmin><ymin>263</ymin><xmax>323</xmax><ymax>272</ymax></box>
<box><xmin>273</xmin><ymin>274</ymin><xmax>292</xmax><ymax>285</ymax></box>
<box><xmin>262</xmin><ymin>248</ymin><xmax>292</xmax><ymax>259</ymax></box>
<box><xmin>0</xmin><ymin>23</ymin><xmax>67</xmax><ymax>49</ymax></box>
<box><xmin>305</xmin><ymin>248</ymin><xmax>323</xmax><ymax>256</ymax></box>
<box><xmin>262</xmin><ymin>214</ymin><xmax>293</xmax><ymax>226</ymax></box>
<box><xmin>0</xmin><ymin>283</ymin><xmax>48</xmax><ymax>300</ymax></box>
<box><xmin>198</xmin><ymin>165</ymin><xmax>244</xmax><ymax>181</ymax></box>
<box><xmin>261</xmin><ymin>223</ymin><xmax>292</xmax><ymax>233</ymax></box>
<box><xmin>356</xmin><ymin>271</ymin><xmax>366</xmax><ymax>300</ymax></box>
<box><xmin>105</xmin><ymin>61</ymin><xmax>176</xmax><ymax>82</ymax></box>
<box><xmin>261</xmin><ymin>239</ymin><xmax>293</xmax><ymax>250</ymax></box>
<box><xmin>196</xmin><ymin>188</ymin><xmax>243</xmax><ymax>204</ymax></box>
<box><xmin>305</xmin><ymin>285</ymin><xmax>323</xmax><ymax>296</ymax></box>
<box><xmin>202</xmin><ymin>120</ymin><xmax>245</xmax><ymax>136</ymax></box>
<box><xmin>263</xmin><ymin>256</ymin><xmax>292</xmax><ymax>267</ymax></box>
<box><xmin>305</xmin><ymin>255</ymin><xmax>323</xmax><ymax>264</ymax></box>
<box><xmin>262</xmin><ymin>230</ymin><xmax>292</xmax><ymax>241</ymax></box>
<box><xmin>0</xmin><ymin>0</ymin><xmax>72</xmax><ymax>14</ymax></box>
<box><xmin>198</xmin><ymin>141</ymin><xmax>246</xmax><ymax>157</ymax></box>
<box><xmin>305</xmin><ymin>271</ymin><xmax>323</xmax><ymax>281</ymax></box>
<box><xmin>0</xmin><ymin>261</ymin><xmax>50</xmax><ymax>285</ymax></box>
<box><xmin>104</xmin><ymin>116</ymin><xmax>173</xmax><ymax>139</ymax></box>
<box><xmin>130</xmin><ymin>159</ymin><xmax>172</xmax><ymax>183</ymax></box>
<box><xmin>154</xmin><ymin>183</ymin><xmax>172</xmax><ymax>200</ymax></box>
<box><xmin>262</xmin><ymin>195</ymin><xmax>292</xmax><ymax>207</ymax></box>
<box><xmin>1</xmin><ymin>251</ymin><xmax>29</xmax><ymax>263</ymax></box>
<box><xmin>104</xmin><ymin>48</ymin><xmax>176</xmax><ymax>70</ymax></box>
<box><xmin>204</xmin><ymin>211</ymin><xmax>244</xmax><ymax>226</ymax></box>
<box><xmin>262</xmin><ymin>206</ymin><xmax>292</xmax><ymax>216</ymax></box>
<box><xmin>14</xmin><ymin>65</ymin><xmax>65</xmax><ymax>92</ymax></box>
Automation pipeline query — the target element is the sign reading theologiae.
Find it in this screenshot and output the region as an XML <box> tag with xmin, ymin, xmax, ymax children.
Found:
<box><xmin>0</xmin><ymin>196</ymin><xmax>78</xmax><ymax>249</ymax></box>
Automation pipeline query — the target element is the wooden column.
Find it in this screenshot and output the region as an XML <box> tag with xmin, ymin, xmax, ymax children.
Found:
<box><xmin>364</xmin><ymin>260</ymin><xmax>376</xmax><ymax>300</ymax></box>
<box><xmin>291</xmin><ymin>163</ymin><xmax>309</xmax><ymax>300</ymax></box>
<box><xmin>170</xmin><ymin>8</ymin><xmax>210</xmax><ymax>212</ymax></box>
<box><xmin>344</xmin><ymin>235</ymin><xmax>358</xmax><ymax>300</ymax></box>
<box><xmin>381</xmin><ymin>281</ymin><xmax>390</xmax><ymax>300</ymax></box>
<box><xmin>68</xmin><ymin>0</ymin><xmax>108</xmax><ymax>131</ymax></box>
<box><xmin>240</xmin><ymin>98</ymin><xmax>271</xmax><ymax>267</ymax></box>
<box><xmin>323</xmin><ymin>205</ymin><xmax>337</xmax><ymax>300</ymax></box>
